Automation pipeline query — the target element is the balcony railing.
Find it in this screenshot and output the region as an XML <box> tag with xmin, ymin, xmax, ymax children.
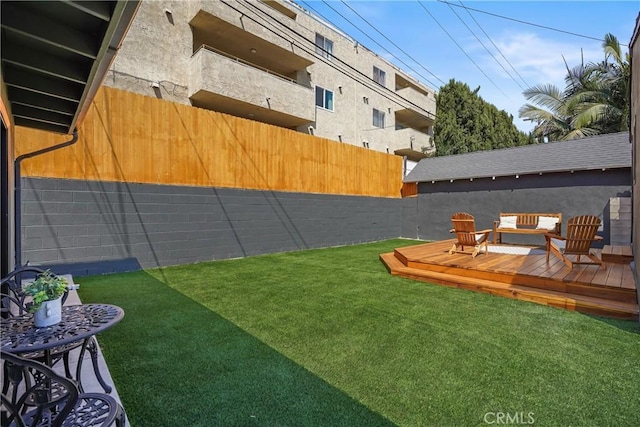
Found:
<box><xmin>189</xmin><ymin>45</ymin><xmax>314</xmax><ymax>124</ymax></box>
<box><xmin>193</xmin><ymin>45</ymin><xmax>303</xmax><ymax>87</ymax></box>
<box><xmin>395</xmin><ymin>127</ymin><xmax>433</xmax><ymax>151</ymax></box>
<box><xmin>396</xmin><ymin>86</ymin><xmax>436</xmax><ymax>117</ymax></box>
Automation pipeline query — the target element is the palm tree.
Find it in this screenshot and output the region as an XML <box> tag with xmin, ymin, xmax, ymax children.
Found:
<box><xmin>518</xmin><ymin>82</ymin><xmax>601</xmax><ymax>141</ymax></box>
<box><xmin>593</xmin><ymin>33</ymin><xmax>630</xmax><ymax>131</ymax></box>
<box><xmin>519</xmin><ymin>33</ymin><xmax>629</xmax><ymax>141</ymax></box>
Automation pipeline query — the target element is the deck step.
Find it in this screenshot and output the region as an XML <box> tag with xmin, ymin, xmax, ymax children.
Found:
<box><xmin>395</xmin><ymin>251</ymin><xmax>636</xmax><ymax>304</ymax></box>
<box><xmin>380</xmin><ymin>252</ymin><xmax>639</xmax><ymax>320</ymax></box>
<box><xmin>601</xmin><ymin>245</ymin><xmax>633</xmax><ymax>264</ymax></box>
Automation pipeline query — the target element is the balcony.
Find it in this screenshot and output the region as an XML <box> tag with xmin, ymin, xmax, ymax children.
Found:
<box><xmin>392</xmin><ymin>128</ymin><xmax>434</xmax><ymax>162</ymax></box>
<box><xmin>260</xmin><ymin>0</ymin><xmax>297</xmax><ymax>19</ymax></box>
<box><xmin>190</xmin><ymin>5</ymin><xmax>312</xmax><ymax>63</ymax></box>
<box><xmin>395</xmin><ymin>74</ymin><xmax>436</xmax><ymax>130</ymax></box>
<box><xmin>397</xmin><ymin>86</ymin><xmax>436</xmax><ymax>113</ymax></box>
<box><xmin>189</xmin><ymin>46</ymin><xmax>314</xmax><ymax>128</ymax></box>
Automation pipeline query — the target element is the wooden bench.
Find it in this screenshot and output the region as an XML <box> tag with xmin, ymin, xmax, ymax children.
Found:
<box><xmin>493</xmin><ymin>213</ymin><xmax>562</xmax><ymax>244</ymax></box>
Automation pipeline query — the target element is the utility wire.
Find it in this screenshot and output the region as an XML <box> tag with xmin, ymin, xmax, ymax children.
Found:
<box><xmin>302</xmin><ymin>0</ymin><xmax>440</xmax><ymax>89</ymax></box>
<box><xmin>437</xmin><ymin>0</ymin><xmax>628</xmax><ymax>47</ymax></box>
<box><xmin>339</xmin><ymin>0</ymin><xmax>446</xmax><ymax>86</ymax></box>
<box><xmin>445</xmin><ymin>1</ymin><xmax>525</xmax><ymax>91</ymax></box>
<box><xmin>228</xmin><ymin>0</ymin><xmax>437</xmax><ymax>122</ymax></box>
<box><xmin>459</xmin><ymin>0</ymin><xmax>530</xmax><ymax>89</ymax></box>
<box><xmin>417</xmin><ymin>1</ymin><xmax>509</xmax><ymax>98</ymax></box>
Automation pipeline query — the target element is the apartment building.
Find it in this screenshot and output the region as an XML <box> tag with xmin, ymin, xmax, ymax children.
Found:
<box><xmin>105</xmin><ymin>0</ymin><xmax>437</xmax><ymax>166</ymax></box>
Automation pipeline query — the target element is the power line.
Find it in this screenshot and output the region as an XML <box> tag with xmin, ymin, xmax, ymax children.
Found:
<box><xmin>445</xmin><ymin>0</ymin><xmax>526</xmax><ymax>91</ymax></box>
<box><xmin>301</xmin><ymin>0</ymin><xmax>440</xmax><ymax>89</ymax></box>
<box><xmin>299</xmin><ymin>0</ymin><xmax>438</xmax><ymax>88</ymax></box>
<box><xmin>417</xmin><ymin>1</ymin><xmax>509</xmax><ymax>98</ymax></box>
<box><xmin>458</xmin><ymin>0</ymin><xmax>530</xmax><ymax>89</ymax></box>
<box><xmin>437</xmin><ymin>0</ymin><xmax>628</xmax><ymax>47</ymax></box>
<box><xmin>228</xmin><ymin>0</ymin><xmax>437</xmax><ymax>123</ymax></box>
<box><xmin>339</xmin><ymin>0</ymin><xmax>446</xmax><ymax>86</ymax></box>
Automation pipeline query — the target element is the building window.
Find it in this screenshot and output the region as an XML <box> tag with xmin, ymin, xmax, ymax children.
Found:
<box><xmin>373</xmin><ymin>66</ymin><xmax>386</xmax><ymax>86</ymax></box>
<box><xmin>315</xmin><ymin>86</ymin><xmax>334</xmax><ymax>111</ymax></box>
<box><xmin>373</xmin><ymin>108</ymin><xmax>385</xmax><ymax>128</ymax></box>
<box><xmin>315</xmin><ymin>33</ymin><xmax>333</xmax><ymax>59</ymax></box>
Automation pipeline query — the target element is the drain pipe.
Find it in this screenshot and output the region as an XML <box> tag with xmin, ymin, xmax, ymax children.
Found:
<box><xmin>14</xmin><ymin>130</ymin><xmax>78</xmax><ymax>267</ymax></box>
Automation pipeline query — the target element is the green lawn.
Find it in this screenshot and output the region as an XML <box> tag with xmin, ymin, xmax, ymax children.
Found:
<box><xmin>78</xmin><ymin>239</ymin><xmax>640</xmax><ymax>426</ymax></box>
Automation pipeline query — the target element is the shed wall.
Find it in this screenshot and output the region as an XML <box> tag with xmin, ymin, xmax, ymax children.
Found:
<box><xmin>414</xmin><ymin>169</ymin><xmax>631</xmax><ymax>245</ymax></box>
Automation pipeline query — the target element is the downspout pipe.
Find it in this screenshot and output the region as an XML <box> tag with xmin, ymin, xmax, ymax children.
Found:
<box><xmin>14</xmin><ymin>130</ymin><xmax>78</xmax><ymax>267</ymax></box>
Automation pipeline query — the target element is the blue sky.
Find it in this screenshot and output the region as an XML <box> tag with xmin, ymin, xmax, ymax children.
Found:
<box><xmin>295</xmin><ymin>1</ymin><xmax>639</xmax><ymax>132</ymax></box>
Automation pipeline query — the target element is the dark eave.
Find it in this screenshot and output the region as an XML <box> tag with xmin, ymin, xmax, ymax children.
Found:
<box><xmin>1</xmin><ymin>0</ymin><xmax>139</xmax><ymax>134</ymax></box>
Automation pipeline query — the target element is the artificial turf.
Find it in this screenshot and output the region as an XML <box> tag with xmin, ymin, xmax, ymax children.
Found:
<box><xmin>78</xmin><ymin>239</ymin><xmax>640</xmax><ymax>426</ymax></box>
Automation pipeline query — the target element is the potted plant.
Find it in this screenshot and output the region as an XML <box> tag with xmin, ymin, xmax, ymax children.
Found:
<box><xmin>23</xmin><ymin>270</ymin><xmax>68</xmax><ymax>327</ymax></box>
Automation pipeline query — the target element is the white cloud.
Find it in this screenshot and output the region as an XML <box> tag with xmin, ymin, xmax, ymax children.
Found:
<box><xmin>460</xmin><ymin>31</ymin><xmax>606</xmax><ymax>132</ymax></box>
<box><xmin>487</xmin><ymin>32</ymin><xmax>603</xmax><ymax>88</ymax></box>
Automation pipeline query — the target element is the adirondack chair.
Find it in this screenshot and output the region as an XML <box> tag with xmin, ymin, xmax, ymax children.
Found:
<box><xmin>545</xmin><ymin>215</ymin><xmax>606</xmax><ymax>270</ymax></box>
<box><xmin>448</xmin><ymin>212</ymin><xmax>492</xmax><ymax>257</ymax></box>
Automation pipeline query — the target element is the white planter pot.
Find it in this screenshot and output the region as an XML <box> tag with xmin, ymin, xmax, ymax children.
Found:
<box><xmin>34</xmin><ymin>297</ymin><xmax>63</xmax><ymax>327</ymax></box>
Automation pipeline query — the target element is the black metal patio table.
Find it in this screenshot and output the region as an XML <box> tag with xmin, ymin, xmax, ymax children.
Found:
<box><xmin>1</xmin><ymin>303</ymin><xmax>124</xmax><ymax>392</ymax></box>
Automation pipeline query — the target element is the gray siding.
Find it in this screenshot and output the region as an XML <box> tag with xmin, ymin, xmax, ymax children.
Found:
<box><xmin>414</xmin><ymin>169</ymin><xmax>631</xmax><ymax>245</ymax></box>
<box><xmin>22</xmin><ymin>178</ymin><xmax>401</xmax><ymax>276</ymax></box>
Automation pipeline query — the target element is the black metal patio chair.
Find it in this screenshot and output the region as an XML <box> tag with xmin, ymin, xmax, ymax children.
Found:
<box><xmin>1</xmin><ymin>266</ymin><xmax>113</xmax><ymax>394</ymax></box>
<box><xmin>1</xmin><ymin>351</ymin><xmax>125</xmax><ymax>427</ymax></box>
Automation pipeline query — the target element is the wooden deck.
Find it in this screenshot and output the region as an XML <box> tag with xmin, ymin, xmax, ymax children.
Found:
<box><xmin>380</xmin><ymin>240</ymin><xmax>638</xmax><ymax>320</ymax></box>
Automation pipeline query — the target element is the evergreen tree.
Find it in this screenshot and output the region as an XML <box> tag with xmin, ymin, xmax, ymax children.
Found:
<box><xmin>433</xmin><ymin>80</ymin><xmax>534</xmax><ymax>156</ymax></box>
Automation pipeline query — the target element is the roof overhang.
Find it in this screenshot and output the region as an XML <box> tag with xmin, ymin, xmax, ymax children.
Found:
<box><xmin>404</xmin><ymin>165</ymin><xmax>631</xmax><ymax>184</ymax></box>
<box><xmin>1</xmin><ymin>0</ymin><xmax>140</xmax><ymax>134</ymax></box>
<box><xmin>394</xmin><ymin>148</ymin><xmax>428</xmax><ymax>162</ymax></box>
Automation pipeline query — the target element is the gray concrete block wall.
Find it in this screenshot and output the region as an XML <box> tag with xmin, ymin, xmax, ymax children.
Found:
<box><xmin>18</xmin><ymin>169</ymin><xmax>633</xmax><ymax>277</ymax></box>
<box><xmin>400</xmin><ymin>197</ymin><xmax>418</xmax><ymax>239</ymax></box>
<box><xmin>413</xmin><ymin>169</ymin><xmax>632</xmax><ymax>246</ymax></box>
<box><xmin>22</xmin><ymin>178</ymin><xmax>402</xmax><ymax>275</ymax></box>
<box><xmin>609</xmin><ymin>197</ymin><xmax>632</xmax><ymax>245</ymax></box>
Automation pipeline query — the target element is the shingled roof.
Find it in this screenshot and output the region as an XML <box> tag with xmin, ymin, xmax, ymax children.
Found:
<box><xmin>404</xmin><ymin>132</ymin><xmax>631</xmax><ymax>183</ymax></box>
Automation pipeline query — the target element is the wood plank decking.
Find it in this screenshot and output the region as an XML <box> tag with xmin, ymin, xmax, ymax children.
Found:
<box><xmin>380</xmin><ymin>240</ymin><xmax>638</xmax><ymax>320</ymax></box>
<box><xmin>601</xmin><ymin>244</ymin><xmax>634</xmax><ymax>264</ymax></box>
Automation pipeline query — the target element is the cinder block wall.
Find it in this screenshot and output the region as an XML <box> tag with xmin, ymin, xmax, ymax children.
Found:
<box><xmin>21</xmin><ymin>178</ymin><xmax>402</xmax><ymax>276</ymax></box>
<box><xmin>413</xmin><ymin>169</ymin><xmax>632</xmax><ymax>246</ymax></box>
<box><xmin>609</xmin><ymin>197</ymin><xmax>632</xmax><ymax>245</ymax></box>
<box><xmin>21</xmin><ymin>171</ymin><xmax>631</xmax><ymax>277</ymax></box>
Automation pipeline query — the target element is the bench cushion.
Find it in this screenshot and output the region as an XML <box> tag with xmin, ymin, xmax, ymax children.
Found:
<box><xmin>536</xmin><ymin>216</ymin><xmax>560</xmax><ymax>230</ymax></box>
<box><xmin>474</xmin><ymin>233</ymin><xmax>488</xmax><ymax>242</ymax></box>
<box><xmin>498</xmin><ymin>215</ymin><xmax>518</xmax><ymax>229</ymax></box>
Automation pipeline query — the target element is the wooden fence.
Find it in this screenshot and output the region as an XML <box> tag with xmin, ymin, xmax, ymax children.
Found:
<box><xmin>15</xmin><ymin>87</ymin><xmax>403</xmax><ymax>198</ymax></box>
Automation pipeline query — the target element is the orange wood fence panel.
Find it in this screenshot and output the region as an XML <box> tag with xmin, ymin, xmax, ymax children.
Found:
<box><xmin>401</xmin><ymin>182</ymin><xmax>418</xmax><ymax>197</ymax></box>
<box><xmin>14</xmin><ymin>87</ymin><xmax>403</xmax><ymax>198</ymax></box>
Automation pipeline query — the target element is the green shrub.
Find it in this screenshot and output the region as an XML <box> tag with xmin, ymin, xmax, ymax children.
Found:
<box><xmin>23</xmin><ymin>270</ymin><xmax>67</xmax><ymax>312</ymax></box>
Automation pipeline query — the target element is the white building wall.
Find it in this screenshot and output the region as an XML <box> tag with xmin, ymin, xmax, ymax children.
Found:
<box><xmin>105</xmin><ymin>0</ymin><xmax>436</xmax><ymax>157</ymax></box>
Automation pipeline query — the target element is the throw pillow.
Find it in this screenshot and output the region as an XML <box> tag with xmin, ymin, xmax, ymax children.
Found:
<box><xmin>536</xmin><ymin>216</ymin><xmax>560</xmax><ymax>230</ymax></box>
<box><xmin>498</xmin><ymin>215</ymin><xmax>518</xmax><ymax>229</ymax></box>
